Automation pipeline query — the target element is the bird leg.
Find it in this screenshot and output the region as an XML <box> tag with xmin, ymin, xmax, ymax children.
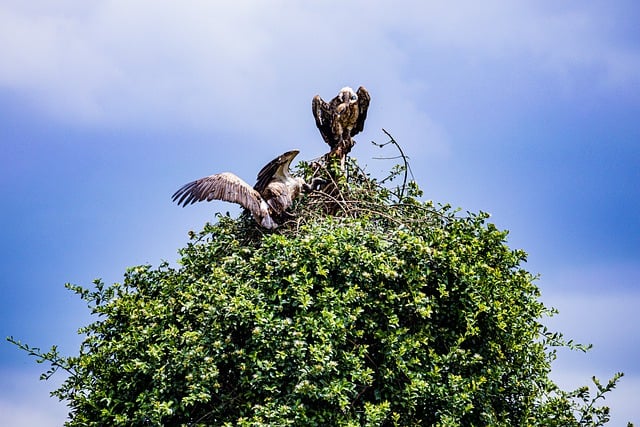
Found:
<box><xmin>328</xmin><ymin>136</ymin><xmax>355</xmax><ymax>172</ymax></box>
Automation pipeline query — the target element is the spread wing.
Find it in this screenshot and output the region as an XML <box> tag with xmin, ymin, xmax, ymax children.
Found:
<box><xmin>172</xmin><ymin>172</ymin><xmax>264</xmax><ymax>215</ymax></box>
<box><xmin>254</xmin><ymin>150</ymin><xmax>299</xmax><ymax>193</ymax></box>
<box><xmin>312</xmin><ymin>95</ymin><xmax>339</xmax><ymax>148</ymax></box>
<box><xmin>352</xmin><ymin>86</ymin><xmax>370</xmax><ymax>136</ymax></box>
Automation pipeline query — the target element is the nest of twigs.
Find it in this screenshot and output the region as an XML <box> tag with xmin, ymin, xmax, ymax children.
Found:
<box><xmin>277</xmin><ymin>130</ymin><xmax>447</xmax><ymax>236</ymax></box>
<box><xmin>196</xmin><ymin>131</ymin><xmax>453</xmax><ymax>248</ymax></box>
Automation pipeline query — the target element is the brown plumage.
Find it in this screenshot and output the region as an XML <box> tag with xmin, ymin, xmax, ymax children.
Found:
<box><xmin>312</xmin><ymin>86</ymin><xmax>370</xmax><ymax>158</ymax></box>
<box><xmin>172</xmin><ymin>150</ymin><xmax>309</xmax><ymax>229</ymax></box>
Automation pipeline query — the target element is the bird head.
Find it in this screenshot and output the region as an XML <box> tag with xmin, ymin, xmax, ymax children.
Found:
<box><xmin>276</xmin><ymin>149</ymin><xmax>300</xmax><ymax>177</ymax></box>
<box><xmin>338</xmin><ymin>87</ymin><xmax>358</xmax><ymax>105</ymax></box>
<box><xmin>281</xmin><ymin>149</ymin><xmax>300</xmax><ymax>164</ymax></box>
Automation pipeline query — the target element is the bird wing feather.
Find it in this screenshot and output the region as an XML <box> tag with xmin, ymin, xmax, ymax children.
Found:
<box><xmin>172</xmin><ymin>172</ymin><xmax>264</xmax><ymax>215</ymax></box>
<box><xmin>312</xmin><ymin>95</ymin><xmax>339</xmax><ymax>148</ymax></box>
<box><xmin>352</xmin><ymin>86</ymin><xmax>370</xmax><ymax>136</ymax></box>
<box><xmin>254</xmin><ymin>150</ymin><xmax>299</xmax><ymax>193</ymax></box>
<box><xmin>261</xmin><ymin>181</ymin><xmax>291</xmax><ymax>214</ymax></box>
<box><xmin>255</xmin><ymin>155</ymin><xmax>283</xmax><ymax>193</ymax></box>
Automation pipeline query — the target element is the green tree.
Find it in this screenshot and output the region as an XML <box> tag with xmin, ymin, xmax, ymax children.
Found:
<box><xmin>8</xmin><ymin>140</ymin><xmax>629</xmax><ymax>426</ymax></box>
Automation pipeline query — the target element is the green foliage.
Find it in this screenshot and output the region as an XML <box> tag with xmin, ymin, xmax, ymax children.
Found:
<box><xmin>8</xmin><ymin>138</ymin><xmax>628</xmax><ymax>426</ymax></box>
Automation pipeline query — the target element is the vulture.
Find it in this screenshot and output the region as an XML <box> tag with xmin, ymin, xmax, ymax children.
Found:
<box><xmin>312</xmin><ymin>86</ymin><xmax>370</xmax><ymax>157</ymax></box>
<box><xmin>172</xmin><ymin>150</ymin><xmax>322</xmax><ymax>229</ymax></box>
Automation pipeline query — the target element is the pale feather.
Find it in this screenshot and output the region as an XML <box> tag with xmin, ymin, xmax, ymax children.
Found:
<box><xmin>172</xmin><ymin>172</ymin><xmax>266</xmax><ymax>218</ymax></box>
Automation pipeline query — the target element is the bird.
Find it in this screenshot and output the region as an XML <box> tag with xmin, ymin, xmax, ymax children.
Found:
<box><xmin>172</xmin><ymin>150</ymin><xmax>323</xmax><ymax>229</ymax></box>
<box><xmin>312</xmin><ymin>86</ymin><xmax>370</xmax><ymax>158</ymax></box>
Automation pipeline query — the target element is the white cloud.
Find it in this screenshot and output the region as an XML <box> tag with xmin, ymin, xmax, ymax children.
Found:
<box><xmin>541</xmin><ymin>262</ymin><xmax>640</xmax><ymax>424</ymax></box>
<box><xmin>551</xmin><ymin>369</ymin><xmax>640</xmax><ymax>425</ymax></box>
<box><xmin>385</xmin><ymin>1</ymin><xmax>640</xmax><ymax>85</ymax></box>
<box><xmin>0</xmin><ymin>5</ymin><xmax>121</xmax><ymax>121</ymax></box>
<box><xmin>0</xmin><ymin>400</ymin><xmax>66</xmax><ymax>427</ymax></box>
<box><xmin>0</xmin><ymin>1</ymin><xmax>636</xmax><ymax>139</ymax></box>
<box><xmin>0</xmin><ymin>369</ymin><xmax>68</xmax><ymax>427</ymax></box>
<box><xmin>544</xmin><ymin>290</ymin><xmax>640</xmax><ymax>363</ymax></box>
<box><xmin>541</xmin><ymin>262</ymin><xmax>640</xmax><ymax>362</ymax></box>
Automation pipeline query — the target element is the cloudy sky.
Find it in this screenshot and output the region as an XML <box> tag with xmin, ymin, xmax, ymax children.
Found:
<box><xmin>1</xmin><ymin>1</ymin><xmax>638</xmax><ymax>424</ymax></box>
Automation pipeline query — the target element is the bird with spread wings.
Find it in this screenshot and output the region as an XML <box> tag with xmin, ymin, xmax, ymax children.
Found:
<box><xmin>312</xmin><ymin>86</ymin><xmax>370</xmax><ymax>159</ymax></box>
<box><xmin>173</xmin><ymin>87</ymin><xmax>371</xmax><ymax>228</ymax></box>
<box><xmin>172</xmin><ymin>150</ymin><xmax>322</xmax><ymax>229</ymax></box>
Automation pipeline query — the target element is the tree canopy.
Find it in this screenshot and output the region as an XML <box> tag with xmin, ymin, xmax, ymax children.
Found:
<box><xmin>9</xmin><ymin>139</ymin><xmax>627</xmax><ymax>426</ymax></box>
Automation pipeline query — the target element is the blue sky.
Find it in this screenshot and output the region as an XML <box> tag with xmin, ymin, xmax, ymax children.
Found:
<box><xmin>1</xmin><ymin>1</ymin><xmax>639</xmax><ymax>424</ymax></box>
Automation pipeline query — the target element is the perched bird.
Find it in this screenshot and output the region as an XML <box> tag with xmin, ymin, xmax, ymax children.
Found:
<box><xmin>172</xmin><ymin>150</ymin><xmax>322</xmax><ymax>229</ymax></box>
<box><xmin>312</xmin><ymin>86</ymin><xmax>370</xmax><ymax>158</ymax></box>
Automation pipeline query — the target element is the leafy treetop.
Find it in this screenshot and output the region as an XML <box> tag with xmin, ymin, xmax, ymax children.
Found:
<box><xmin>8</xmin><ymin>133</ymin><xmax>630</xmax><ymax>426</ymax></box>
